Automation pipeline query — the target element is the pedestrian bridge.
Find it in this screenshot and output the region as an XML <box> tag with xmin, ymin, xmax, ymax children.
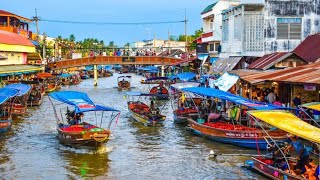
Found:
<box><xmin>47</xmin><ymin>56</ymin><xmax>185</xmax><ymax>69</ymax></box>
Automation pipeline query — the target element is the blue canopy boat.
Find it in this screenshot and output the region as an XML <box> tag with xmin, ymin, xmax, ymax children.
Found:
<box><xmin>140</xmin><ymin>76</ymin><xmax>175</xmax><ymax>85</ymax></box>
<box><xmin>103</xmin><ymin>65</ymin><xmax>113</xmax><ymax>77</ymax></box>
<box><xmin>5</xmin><ymin>84</ymin><xmax>32</xmax><ymax>116</ymax></box>
<box><xmin>177</xmin><ymin>72</ymin><xmax>197</xmax><ymax>82</ymax></box>
<box><xmin>125</xmin><ymin>92</ymin><xmax>167</xmax><ymax>126</ymax></box>
<box><xmin>49</xmin><ymin>91</ymin><xmax>120</xmax><ymax>147</ymax></box>
<box><xmin>59</xmin><ymin>74</ymin><xmax>73</xmax><ymax>85</ymax></box>
<box><xmin>0</xmin><ymin>88</ymin><xmax>18</xmax><ymax>133</ymax></box>
<box><xmin>181</xmin><ymin>87</ymin><xmax>291</xmax><ymax>150</ymax></box>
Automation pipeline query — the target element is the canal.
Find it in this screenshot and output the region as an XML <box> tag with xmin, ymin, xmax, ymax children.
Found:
<box><xmin>0</xmin><ymin>74</ymin><xmax>266</xmax><ymax>179</ymax></box>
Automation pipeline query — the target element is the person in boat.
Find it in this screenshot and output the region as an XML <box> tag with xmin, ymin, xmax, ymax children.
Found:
<box><xmin>302</xmin><ymin>159</ymin><xmax>317</xmax><ymax>180</ymax></box>
<box><xmin>285</xmin><ymin>135</ymin><xmax>312</xmax><ymax>174</ymax></box>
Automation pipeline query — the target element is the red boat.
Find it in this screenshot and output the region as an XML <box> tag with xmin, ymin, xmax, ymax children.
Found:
<box><xmin>5</xmin><ymin>84</ymin><xmax>31</xmax><ymax>116</ymax></box>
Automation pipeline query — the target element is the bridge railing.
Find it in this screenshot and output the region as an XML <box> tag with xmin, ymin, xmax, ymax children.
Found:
<box><xmin>47</xmin><ymin>56</ymin><xmax>184</xmax><ymax>69</ymax></box>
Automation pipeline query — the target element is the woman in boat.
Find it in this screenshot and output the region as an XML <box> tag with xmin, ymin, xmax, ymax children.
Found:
<box><xmin>302</xmin><ymin>159</ymin><xmax>317</xmax><ymax>180</ymax></box>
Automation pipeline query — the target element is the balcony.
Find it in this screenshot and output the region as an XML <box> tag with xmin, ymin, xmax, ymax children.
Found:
<box><xmin>201</xmin><ymin>31</ymin><xmax>214</xmax><ymax>43</ymax></box>
<box><xmin>0</xmin><ymin>25</ymin><xmax>32</xmax><ymax>39</ymax></box>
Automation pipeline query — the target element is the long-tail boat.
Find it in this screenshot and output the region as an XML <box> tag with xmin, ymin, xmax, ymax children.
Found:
<box><xmin>59</xmin><ymin>74</ymin><xmax>72</xmax><ymax>85</ymax></box>
<box><xmin>5</xmin><ymin>84</ymin><xmax>31</xmax><ymax>116</ymax></box>
<box><xmin>170</xmin><ymin>82</ymin><xmax>200</xmax><ymax>124</ymax></box>
<box><xmin>103</xmin><ymin>65</ymin><xmax>113</xmax><ymax>77</ymax></box>
<box><xmin>70</xmin><ymin>73</ymin><xmax>81</xmax><ymax>85</ymax></box>
<box><xmin>150</xmin><ymin>82</ymin><xmax>169</xmax><ymax>100</ymax></box>
<box><xmin>117</xmin><ymin>76</ymin><xmax>131</xmax><ymax>91</ymax></box>
<box><xmin>125</xmin><ymin>92</ymin><xmax>167</xmax><ymax>126</ymax></box>
<box><xmin>245</xmin><ymin>110</ymin><xmax>320</xmax><ymax>180</ymax></box>
<box><xmin>36</xmin><ymin>72</ymin><xmax>58</xmax><ymax>93</ymax></box>
<box><xmin>140</xmin><ymin>77</ymin><xmax>175</xmax><ymax>85</ymax></box>
<box><xmin>0</xmin><ymin>88</ymin><xmax>18</xmax><ymax>133</ymax></box>
<box><xmin>49</xmin><ymin>91</ymin><xmax>120</xmax><ymax>147</ymax></box>
<box><xmin>21</xmin><ymin>80</ymin><xmax>45</xmax><ymax>106</ymax></box>
<box><xmin>182</xmin><ymin>87</ymin><xmax>291</xmax><ymax>150</ymax></box>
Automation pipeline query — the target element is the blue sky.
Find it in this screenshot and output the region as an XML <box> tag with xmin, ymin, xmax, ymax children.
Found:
<box><xmin>2</xmin><ymin>0</ymin><xmax>214</xmax><ymax>46</ymax></box>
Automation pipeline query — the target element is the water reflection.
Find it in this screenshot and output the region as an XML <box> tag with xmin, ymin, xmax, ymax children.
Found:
<box><xmin>61</xmin><ymin>147</ymin><xmax>110</xmax><ymax>178</ymax></box>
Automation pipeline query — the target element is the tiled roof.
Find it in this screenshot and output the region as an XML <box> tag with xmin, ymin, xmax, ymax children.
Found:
<box><xmin>248</xmin><ymin>52</ymin><xmax>292</xmax><ymax>70</ymax></box>
<box><xmin>293</xmin><ymin>33</ymin><xmax>320</xmax><ymax>63</ymax></box>
<box><xmin>201</xmin><ymin>2</ymin><xmax>218</xmax><ymax>14</ymax></box>
<box><xmin>0</xmin><ymin>30</ymin><xmax>34</xmax><ymax>47</ymax></box>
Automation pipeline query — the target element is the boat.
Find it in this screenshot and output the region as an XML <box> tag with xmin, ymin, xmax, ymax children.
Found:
<box><xmin>5</xmin><ymin>84</ymin><xmax>32</xmax><ymax>116</ymax></box>
<box><xmin>117</xmin><ymin>76</ymin><xmax>131</xmax><ymax>91</ymax></box>
<box><xmin>176</xmin><ymin>72</ymin><xmax>197</xmax><ymax>82</ymax></box>
<box><xmin>182</xmin><ymin>87</ymin><xmax>291</xmax><ymax>150</ymax></box>
<box><xmin>103</xmin><ymin>65</ymin><xmax>113</xmax><ymax>77</ymax></box>
<box><xmin>48</xmin><ymin>91</ymin><xmax>120</xmax><ymax>147</ymax></box>
<box><xmin>21</xmin><ymin>80</ymin><xmax>45</xmax><ymax>106</ymax></box>
<box><xmin>70</xmin><ymin>73</ymin><xmax>81</xmax><ymax>85</ymax></box>
<box><xmin>140</xmin><ymin>77</ymin><xmax>175</xmax><ymax>84</ymax></box>
<box><xmin>36</xmin><ymin>72</ymin><xmax>58</xmax><ymax>93</ymax></box>
<box><xmin>299</xmin><ymin>102</ymin><xmax>320</xmax><ymax>127</ymax></box>
<box><xmin>245</xmin><ymin>110</ymin><xmax>320</xmax><ymax>180</ymax></box>
<box><xmin>0</xmin><ymin>88</ymin><xmax>18</xmax><ymax>133</ymax></box>
<box><xmin>45</xmin><ymin>83</ymin><xmax>56</xmax><ymax>93</ymax></box>
<box><xmin>170</xmin><ymin>82</ymin><xmax>200</xmax><ymax>124</ymax></box>
<box><xmin>59</xmin><ymin>74</ymin><xmax>72</xmax><ymax>85</ymax></box>
<box><xmin>80</xmin><ymin>72</ymin><xmax>90</xmax><ymax>79</ymax></box>
<box><xmin>150</xmin><ymin>82</ymin><xmax>169</xmax><ymax>100</ymax></box>
<box><xmin>125</xmin><ymin>92</ymin><xmax>167</xmax><ymax>126</ymax></box>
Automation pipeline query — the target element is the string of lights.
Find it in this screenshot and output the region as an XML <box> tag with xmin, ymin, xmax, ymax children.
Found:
<box><xmin>40</xmin><ymin>19</ymin><xmax>186</xmax><ymax>25</ymax></box>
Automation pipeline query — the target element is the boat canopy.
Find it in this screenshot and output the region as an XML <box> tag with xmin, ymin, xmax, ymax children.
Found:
<box><xmin>0</xmin><ymin>88</ymin><xmax>18</xmax><ymax>98</ymax></box>
<box><xmin>126</xmin><ymin>91</ymin><xmax>169</xmax><ymax>97</ymax></box>
<box><xmin>0</xmin><ymin>95</ymin><xmax>10</xmax><ymax>104</ymax></box>
<box><xmin>177</xmin><ymin>72</ymin><xmax>196</xmax><ymax>82</ymax></box>
<box><xmin>85</xmin><ymin>66</ymin><xmax>94</xmax><ymax>71</ymax></box>
<box><xmin>49</xmin><ymin>91</ymin><xmax>119</xmax><ymax>113</ymax></box>
<box><xmin>6</xmin><ymin>84</ymin><xmax>31</xmax><ymax>96</ymax></box>
<box><xmin>36</xmin><ymin>72</ymin><xmax>53</xmax><ymax>78</ymax></box>
<box><xmin>59</xmin><ymin>74</ymin><xmax>72</xmax><ymax>78</ymax></box>
<box><xmin>146</xmin><ymin>77</ymin><xmax>169</xmax><ymax>81</ymax></box>
<box><xmin>167</xmin><ymin>75</ymin><xmax>178</xmax><ymax>80</ymax></box>
<box><xmin>104</xmin><ymin>65</ymin><xmax>113</xmax><ymax>71</ymax></box>
<box><xmin>118</xmin><ymin>76</ymin><xmax>131</xmax><ymax>79</ymax></box>
<box><xmin>170</xmin><ymin>82</ymin><xmax>200</xmax><ymax>91</ymax></box>
<box><xmin>301</xmin><ymin>102</ymin><xmax>320</xmax><ymax>111</ymax></box>
<box><xmin>182</xmin><ymin>87</ymin><xmax>293</xmax><ymax>110</ymax></box>
<box><xmin>248</xmin><ymin>110</ymin><xmax>320</xmax><ymax>144</ymax></box>
<box><xmin>114</xmin><ymin>65</ymin><xmax>122</xmax><ymax>68</ymax></box>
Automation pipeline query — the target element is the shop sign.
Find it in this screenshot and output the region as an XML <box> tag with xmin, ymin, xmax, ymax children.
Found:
<box><xmin>304</xmin><ymin>84</ymin><xmax>316</xmax><ymax>91</ymax></box>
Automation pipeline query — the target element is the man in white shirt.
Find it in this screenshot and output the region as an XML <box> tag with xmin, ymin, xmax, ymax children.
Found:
<box><xmin>267</xmin><ymin>90</ymin><xmax>276</xmax><ymax>104</ymax></box>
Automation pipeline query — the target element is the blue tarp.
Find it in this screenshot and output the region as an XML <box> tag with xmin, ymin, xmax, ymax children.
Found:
<box><xmin>0</xmin><ymin>88</ymin><xmax>19</xmax><ymax>98</ymax></box>
<box><xmin>177</xmin><ymin>72</ymin><xmax>196</xmax><ymax>82</ymax></box>
<box><xmin>114</xmin><ymin>65</ymin><xmax>122</xmax><ymax>68</ymax></box>
<box><xmin>182</xmin><ymin>87</ymin><xmax>295</xmax><ymax>111</ymax></box>
<box><xmin>105</xmin><ymin>65</ymin><xmax>113</xmax><ymax>71</ymax></box>
<box><xmin>145</xmin><ymin>66</ymin><xmax>158</xmax><ymax>70</ymax></box>
<box><xmin>49</xmin><ymin>91</ymin><xmax>119</xmax><ymax>113</ymax></box>
<box><xmin>0</xmin><ymin>74</ymin><xmax>9</xmax><ymax>77</ymax></box>
<box><xmin>167</xmin><ymin>75</ymin><xmax>178</xmax><ymax>80</ymax></box>
<box><xmin>5</xmin><ymin>84</ymin><xmax>31</xmax><ymax>97</ymax></box>
<box><xmin>0</xmin><ymin>95</ymin><xmax>9</xmax><ymax>104</ymax></box>
<box><xmin>147</xmin><ymin>70</ymin><xmax>159</xmax><ymax>73</ymax></box>
<box><xmin>126</xmin><ymin>92</ymin><xmax>169</xmax><ymax>98</ymax></box>
<box><xmin>59</xmin><ymin>74</ymin><xmax>72</xmax><ymax>78</ymax></box>
<box><xmin>85</xmin><ymin>66</ymin><xmax>94</xmax><ymax>71</ymax></box>
<box><xmin>210</xmin><ymin>57</ymin><xmax>218</xmax><ymax>63</ymax></box>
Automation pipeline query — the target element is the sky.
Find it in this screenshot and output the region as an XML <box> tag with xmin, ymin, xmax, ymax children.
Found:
<box><xmin>2</xmin><ymin>0</ymin><xmax>214</xmax><ymax>46</ymax></box>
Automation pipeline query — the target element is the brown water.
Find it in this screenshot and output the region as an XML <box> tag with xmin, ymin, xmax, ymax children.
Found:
<box><xmin>0</xmin><ymin>73</ymin><xmax>266</xmax><ymax>179</ymax></box>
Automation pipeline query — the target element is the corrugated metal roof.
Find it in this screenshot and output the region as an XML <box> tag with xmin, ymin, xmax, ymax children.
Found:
<box><xmin>238</xmin><ymin>62</ymin><xmax>320</xmax><ymax>85</ymax></box>
<box><xmin>201</xmin><ymin>2</ymin><xmax>218</xmax><ymax>14</ymax></box>
<box><xmin>248</xmin><ymin>52</ymin><xmax>292</xmax><ymax>70</ymax></box>
<box><xmin>293</xmin><ymin>33</ymin><xmax>320</xmax><ymax>63</ymax></box>
<box><xmin>211</xmin><ymin>57</ymin><xmax>242</xmax><ymax>74</ymax></box>
<box><xmin>0</xmin><ymin>30</ymin><xmax>34</xmax><ymax>47</ymax></box>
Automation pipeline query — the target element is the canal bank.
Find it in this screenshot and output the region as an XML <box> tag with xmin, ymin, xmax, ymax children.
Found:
<box><xmin>0</xmin><ymin>74</ymin><xmax>266</xmax><ymax>179</ymax></box>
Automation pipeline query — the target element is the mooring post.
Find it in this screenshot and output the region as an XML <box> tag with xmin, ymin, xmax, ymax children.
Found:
<box><xmin>94</xmin><ymin>64</ymin><xmax>98</xmax><ymax>86</ymax></box>
<box><xmin>161</xmin><ymin>65</ymin><xmax>165</xmax><ymax>77</ymax></box>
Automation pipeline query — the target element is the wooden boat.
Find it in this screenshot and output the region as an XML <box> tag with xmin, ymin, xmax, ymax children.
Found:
<box><xmin>5</xmin><ymin>84</ymin><xmax>31</xmax><ymax>116</ymax></box>
<box><xmin>103</xmin><ymin>65</ymin><xmax>113</xmax><ymax>77</ymax></box>
<box><xmin>45</xmin><ymin>83</ymin><xmax>56</xmax><ymax>93</ymax></box>
<box><xmin>187</xmin><ymin>118</ymin><xmax>287</xmax><ymax>150</ymax></box>
<box><xmin>140</xmin><ymin>77</ymin><xmax>175</xmax><ymax>85</ymax></box>
<box><xmin>126</xmin><ymin>92</ymin><xmax>166</xmax><ymax>126</ymax></box>
<box><xmin>70</xmin><ymin>74</ymin><xmax>81</xmax><ymax>85</ymax></box>
<box><xmin>60</xmin><ymin>74</ymin><xmax>72</xmax><ymax>85</ymax></box>
<box><xmin>244</xmin><ymin>110</ymin><xmax>320</xmax><ymax>180</ymax></box>
<box><xmin>49</xmin><ymin>91</ymin><xmax>120</xmax><ymax>147</ymax></box>
<box><xmin>182</xmin><ymin>87</ymin><xmax>294</xmax><ymax>150</ymax></box>
<box><xmin>173</xmin><ymin>108</ymin><xmax>198</xmax><ymax>124</ymax></box>
<box><xmin>80</xmin><ymin>73</ymin><xmax>90</xmax><ymax>79</ymax></box>
<box><xmin>0</xmin><ymin>88</ymin><xmax>18</xmax><ymax>133</ymax></box>
<box><xmin>150</xmin><ymin>86</ymin><xmax>169</xmax><ymax>100</ymax></box>
<box><xmin>21</xmin><ymin>80</ymin><xmax>45</xmax><ymax>106</ymax></box>
<box><xmin>117</xmin><ymin>76</ymin><xmax>131</xmax><ymax>91</ymax></box>
<box><xmin>245</xmin><ymin>157</ymin><xmax>303</xmax><ymax>180</ymax></box>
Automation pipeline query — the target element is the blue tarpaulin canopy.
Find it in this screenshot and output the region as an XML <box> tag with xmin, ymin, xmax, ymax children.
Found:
<box><xmin>0</xmin><ymin>95</ymin><xmax>9</xmax><ymax>104</ymax></box>
<box><xmin>85</xmin><ymin>66</ymin><xmax>94</xmax><ymax>71</ymax></box>
<box><xmin>5</xmin><ymin>84</ymin><xmax>31</xmax><ymax>97</ymax></box>
<box><xmin>49</xmin><ymin>91</ymin><xmax>119</xmax><ymax>113</ymax></box>
<box><xmin>147</xmin><ymin>70</ymin><xmax>159</xmax><ymax>73</ymax></box>
<box><xmin>0</xmin><ymin>88</ymin><xmax>18</xmax><ymax>98</ymax></box>
<box><xmin>114</xmin><ymin>65</ymin><xmax>122</xmax><ymax>68</ymax></box>
<box><xmin>59</xmin><ymin>74</ymin><xmax>72</xmax><ymax>78</ymax></box>
<box><xmin>104</xmin><ymin>65</ymin><xmax>113</xmax><ymax>71</ymax></box>
<box><xmin>177</xmin><ymin>72</ymin><xmax>196</xmax><ymax>82</ymax></box>
<box><xmin>146</xmin><ymin>77</ymin><xmax>169</xmax><ymax>81</ymax></box>
<box><xmin>167</xmin><ymin>75</ymin><xmax>178</xmax><ymax>80</ymax></box>
<box><xmin>126</xmin><ymin>92</ymin><xmax>169</xmax><ymax>98</ymax></box>
<box><xmin>182</xmin><ymin>87</ymin><xmax>294</xmax><ymax>111</ymax></box>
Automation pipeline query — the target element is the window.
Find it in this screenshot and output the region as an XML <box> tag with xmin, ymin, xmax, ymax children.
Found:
<box><xmin>209</xmin><ymin>19</ymin><xmax>214</xmax><ymax>31</ymax></box>
<box><xmin>209</xmin><ymin>43</ymin><xmax>214</xmax><ymax>52</ymax></box>
<box><xmin>277</xmin><ymin>18</ymin><xmax>302</xmax><ymax>39</ymax></box>
<box><xmin>222</xmin><ymin>20</ymin><xmax>229</xmax><ymax>41</ymax></box>
<box><xmin>214</xmin><ymin>43</ymin><xmax>220</xmax><ymax>52</ymax></box>
<box><xmin>234</xmin><ymin>15</ymin><xmax>241</xmax><ymax>40</ymax></box>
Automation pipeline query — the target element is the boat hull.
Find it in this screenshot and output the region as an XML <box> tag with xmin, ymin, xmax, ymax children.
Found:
<box><xmin>12</xmin><ymin>105</ymin><xmax>27</xmax><ymax>116</ymax></box>
<box><xmin>57</xmin><ymin>124</ymin><xmax>110</xmax><ymax>147</ymax></box>
<box><xmin>0</xmin><ymin>119</ymin><xmax>12</xmax><ymax>133</ymax></box>
<box><xmin>187</xmin><ymin>118</ymin><xmax>288</xmax><ymax>150</ymax></box>
<box><xmin>27</xmin><ymin>97</ymin><xmax>43</xmax><ymax>106</ymax></box>
<box><xmin>128</xmin><ymin>107</ymin><xmax>165</xmax><ymax>126</ymax></box>
<box><xmin>81</xmin><ymin>75</ymin><xmax>90</xmax><ymax>79</ymax></box>
<box><xmin>245</xmin><ymin>158</ymin><xmax>303</xmax><ymax>180</ymax></box>
<box><xmin>173</xmin><ymin>109</ymin><xmax>198</xmax><ymax>124</ymax></box>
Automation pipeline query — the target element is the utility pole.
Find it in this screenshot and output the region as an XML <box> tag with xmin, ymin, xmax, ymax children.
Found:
<box><xmin>184</xmin><ymin>9</ymin><xmax>188</xmax><ymax>54</ymax></box>
<box><xmin>32</xmin><ymin>8</ymin><xmax>40</xmax><ymax>36</ymax></box>
<box><xmin>168</xmin><ymin>29</ymin><xmax>170</xmax><ymax>53</ymax></box>
<box><xmin>43</xmin><ymin>32</ymin><xmax>47</xmax><ymax>66</ymax></box>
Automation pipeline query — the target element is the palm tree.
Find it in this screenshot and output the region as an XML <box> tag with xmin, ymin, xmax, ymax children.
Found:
<box><xmin>69</xmin><ymin>34</ymin><xmax>76</xmax><ymax>42</ymax></box>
